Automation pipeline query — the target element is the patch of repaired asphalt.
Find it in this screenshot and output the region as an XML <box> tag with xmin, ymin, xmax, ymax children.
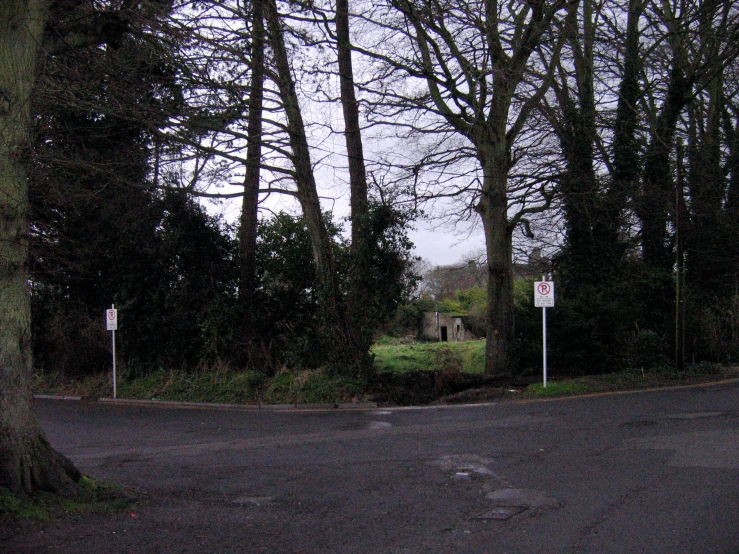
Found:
<box><xmin>484</xmin><ymin>488</ymin><xmax>563</xmax><ymax>515</ymax></box>
<box><xmin>367</xmin><ymin>421</ymin><xmax>393</xmax><ymax>430</ymax></box>
<box><xmin>428</xmin><ymin>454</ymin><xmax>499</xmax><ymax>477</ymax></box>
<box><xmin>665</xmin><ymin>411</ymin><xmax>728</xmax><ymax>420</ymax></box>
<box><xmin>231</xmin><ymin>496</ymin><xmax>274</xmax><ymax>506</ymax></box>
<box><xmin>623</xmin><ymin>428</ymin><xmax>739</xmax><ymax>469</ymax></box>
<box><xmin>429</xmin><ymin>455</ymin><xmax>563</xmax><ymax>521</ymax></box>
<box><xmin>472</xmin><ymin>506</ymin><xmax>528</xmax><ymax>520</ymax></box>
<box><xmin>620</xmin><ymin>411</ymin><xmax>731</xmax><ymax>428</ymax></box>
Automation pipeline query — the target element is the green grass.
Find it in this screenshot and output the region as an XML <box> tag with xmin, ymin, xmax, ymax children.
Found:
<box><xmin>33</xmin><ymin>348</ymin><xmax>735</xmax><ymax>406</ymax></box>
<box><xmin>34</xmin><ymin>367</ymin><xmax>367</xmax><ymax>406</ymax></box>
<box><xmin>372</xmin><ymin>339</ymin><xmax>487</xmax><ymax>374</ymax></box>
<box><xmin>33</xmin><ymin>340</ymin><xmax>488</xmax><ymax>405</ymax></box>
<box><xmin>0</xmin><ymin>477</ymin><xmax>134</xmax><ymax>522</ymax></box>
<box><xmin>527</xmin><ymin>382</ymin><xmax>589</xmax><ymax>397</ymax></box>
<box><xmin>525</xmin><ymin>362</ymin><xmax>731</xmax><ymax>398</ymax></box>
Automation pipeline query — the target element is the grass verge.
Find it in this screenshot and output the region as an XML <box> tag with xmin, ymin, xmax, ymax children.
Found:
<box><xmin>33</xmin><ymin>350</ymin><xmax>737</xmax><ymax>406</ymax></box>
<box><xmin>525</xmin><ymin>362</ymin><xmax>736</xmax><ymax>398</ymax></box>
<box><xmin>34</xmin><ymin>367</ymin><xmax>368</xmax><ymax>405</ymax></box>
<box><xmin>527</xmin><ymin>382</ymin><xmax>589</xmax><ymax>397</ymax></box>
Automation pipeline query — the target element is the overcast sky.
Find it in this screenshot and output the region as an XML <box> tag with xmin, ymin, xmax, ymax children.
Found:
<box><xmin>209</xmin><ymin>192</ymin><xmax>484</xmax><ymax>268</ymax></box>
<box><xmin>408</xmin><ymin>223</ymin><xmax>485</xmax><ymax>267</ymax></box>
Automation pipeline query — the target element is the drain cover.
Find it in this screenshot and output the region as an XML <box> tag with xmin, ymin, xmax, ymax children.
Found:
<box><xmin>472</xmin><ymin>506</ymin><xmax>527</xmax><ymax>521</ymax></box>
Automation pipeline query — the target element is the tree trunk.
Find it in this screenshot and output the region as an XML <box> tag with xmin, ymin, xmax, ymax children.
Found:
<box><xmin>264</xmin><ymin>0</ymin><xmax>349</xmax><ymax>365</ymax></box>
<box><xmin>554</xmin><ymin>0</ymin><xmax>626</xmax><ymax>281</ymax></box>
<box><xmin>336</xmin><ymin>0</ymin><xmax>373</xmax><ymax>374</ymax></box>
<box><xmin>610</xmin><ymin>0</ymin><xmax>644</xmax><ymax>227</ymax></box>
<box><xmin>239</xmin><ymin>0</ymin><xmax>266</xmax><ymax>343</ymax></box>
<box><xmin>478</xmin><ymin>149</ymin><xmax>514</xmax><ymax>376</ymax></box>
<box><xmin>1</xmin><ymin>0</ymin><xmax>82</xmax><ymax>497</ymax></box>
<box><xmin>638</xmin><ymin>60</ymin><xmax>691</xmax><ymax>272</ymax></box>
<box><xmin>686</xmin><ymin>71</ymin><xmax>728</xmax><ymax>296</ymax></box>
<box><xmin>725</xmin><ymin>107</ymin><xmax>739</xmax><ymax>280</ymax></box>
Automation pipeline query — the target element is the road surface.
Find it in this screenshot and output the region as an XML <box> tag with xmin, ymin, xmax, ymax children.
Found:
<box><xmin>4</xmin><ymin>381</ymin><xmax>739</xmax><ymax>553</ymax></box>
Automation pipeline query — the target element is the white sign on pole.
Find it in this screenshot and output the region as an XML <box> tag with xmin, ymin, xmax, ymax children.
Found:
<box><xmin>106</xmin><ymin>308</ymin><xmax>118</xmax><ymax>330</ymax></box>
<box><xmin>535</xmin><ymin>279</ymin><xmax>554</xmax><ymax>388</ymax></box>
<box><xmin>534</xmin><ymin>281</ymin><xmax>555</xmax><ymax>307</ymax></box>
<box><xmin>107</xmin><ymin>305</ymin><xmax>117</xmax><ymax>399</ymax></box>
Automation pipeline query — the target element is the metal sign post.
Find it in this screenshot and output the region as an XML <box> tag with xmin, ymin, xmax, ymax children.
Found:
<box><xmin>106</xmin><ymin>305</ymin><xmax>118</xmax><ymax>398</ymax></box>
<box><xmin>543</xmin><ymin>300</ymin><xmax>547</xmax><ymax>388</ymax></box>
<box><xmin>534</xmin><ymin>278</ymin><xmax>554</xmax><ymax>387</ymax></box>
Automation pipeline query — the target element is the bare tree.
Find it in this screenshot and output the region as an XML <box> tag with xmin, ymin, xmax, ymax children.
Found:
<box><xmin>353</xmin><ymin>0</ymin><xmax>568</xmax><ymax>374</ymax></box>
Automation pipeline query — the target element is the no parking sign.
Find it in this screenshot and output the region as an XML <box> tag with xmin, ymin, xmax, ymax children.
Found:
<box><xmin>534</xmin><ymin>279</ymin><xmax>554</xmax><ymax>388</ymax></box>
<box><xmin>534</xmin><ymin>281</ymin><xmax>555</xmax><ymax>307</ymax></box>
<box><xmin>106</xmin><ymin>308</ymin><xmax>118</xmax><ymax>330</ymax></box>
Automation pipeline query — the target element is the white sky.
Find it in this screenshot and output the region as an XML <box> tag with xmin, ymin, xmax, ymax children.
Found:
<box><xmin>409</xmin><ymin>223</ymin><xmax>486</xmax><ymax>266</ymax></box>
<box><xmin>208</xmin><ymin>188</ymin><xmax>486</xmax><ymax>268</ymax></box>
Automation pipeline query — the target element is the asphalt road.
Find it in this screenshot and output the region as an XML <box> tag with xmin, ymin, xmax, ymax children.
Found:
<box><xmin>4</xmin><ymin>381</ymin><xmax>739</xmax><ymax>553</ymax></box>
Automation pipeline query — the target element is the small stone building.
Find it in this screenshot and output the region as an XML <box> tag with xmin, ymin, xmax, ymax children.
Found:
<box><xmin>422</xmin><ymin>312</ymin><xmax>473</xmax><ymax>342</ymax></box>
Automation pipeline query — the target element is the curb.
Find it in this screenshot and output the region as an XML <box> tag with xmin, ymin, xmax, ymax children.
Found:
<box><xmin>34</xmin><ymin>376</ymin><xmax>739</xmax><ymax>412</ymax></box>
<box><xmin>35</xmin><ymin>395</ymin><xmax>378</xmax><ymax>411</ymax></box>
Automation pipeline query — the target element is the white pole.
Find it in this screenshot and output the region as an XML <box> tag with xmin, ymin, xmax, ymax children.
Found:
<box><xmin>111</xmin><ymin>304</ymin><xmax>117</xmax><ymax>399</ymax></box>
<box><xmin>542</xmin><ymin>276</ymin><xmax>547</xmax><ymax>388</ymax></box>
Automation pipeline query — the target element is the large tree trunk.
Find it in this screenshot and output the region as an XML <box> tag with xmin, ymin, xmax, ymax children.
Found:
<box><xmin>239</xmin><ymin>0</ymin><xmax>266</xmax><ymax>343</ymax></box>
<box><xmin>686</xmin><ymin>71</ymin><xmax>729</xmax><ymax>297</ymax></box>
<box><xmin>610</xmin><ymin>0</ymin><xmax>644</xmax><ymax>229</ymax></box>
<box><xmin>336</xmin><ymin>0</ymin><xmax>373</xmax><ymax>374</ymax></box>
<box><xmin>554</xmin><ymin>0</ymin><xmax>602</xmax><ymax>280</ymax></box>
<box><xmin>725</xmin><ymin>106</ymin><xmax>739</xmax><ymax>281</ymax></box>
<box><xmin>478</xmin><ymin>148</ymin><xmax>515</xmax><ymax>376</ymax></box>
<box><xmin>554</xmin><ymin>0</ymin><xmax>627</xmax><ymax>281</ymax></box>
<box><xmin>264</xmin><ymin>0</ymin><xmax>351</xmax><ymax>367</ymax></box>
<box><xmin>638</xmin><ymin>61</ymin><xmax>690</xmax><ymax>273</ymax></box>
<box><xmin>1</xmin><ymin>0</ymin><xmax>82</xmax><ymax>497</ymax></box>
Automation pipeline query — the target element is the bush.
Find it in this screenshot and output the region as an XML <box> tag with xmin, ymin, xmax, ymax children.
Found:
<box><xmin>625</xmin><ymin>329</ymin><xmax>667</xmax><ymax>369</ymax></box>
<box><xmin>32</xmin><ymin>302</ymin><xmax>110</xmax><ymax>377</ymax></box>
<box><xmin>544</xmin><ymin>262</ymin><xmax>674</xmax><ymax>375</ymax></box>
<box><xmin>691</xmin><ymin>292</ymin><xmax>739</xmax><ymax>363</ymax></box>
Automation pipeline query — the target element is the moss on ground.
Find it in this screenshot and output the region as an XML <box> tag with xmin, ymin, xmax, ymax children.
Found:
<box><xmin>0</xmin><ymin>477</ymin><xmax>135</xmax><ymax>522</ymax></box>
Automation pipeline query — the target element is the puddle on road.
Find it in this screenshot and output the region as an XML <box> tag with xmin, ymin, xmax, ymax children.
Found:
<box><xmin>621</xmin><ymin>419</ymin><xmax>659</xmax><ymax>428</ymax></box>
<box><xmin>621</xmin><ymin>411</ymin><xmax>730</xmax><ymax>428</ymax></box>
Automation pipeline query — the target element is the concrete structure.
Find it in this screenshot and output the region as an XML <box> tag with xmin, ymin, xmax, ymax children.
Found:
<box><xmin>422</xmin><ymin>312</ymin><xmax>474</xmax><ymax>342</ymax></box>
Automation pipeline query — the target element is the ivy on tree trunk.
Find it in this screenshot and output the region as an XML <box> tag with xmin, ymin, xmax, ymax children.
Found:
<box><xmin>0</xmin><ymin>0</ymin><xmax>82</xmax><ymax>496</ymax></box>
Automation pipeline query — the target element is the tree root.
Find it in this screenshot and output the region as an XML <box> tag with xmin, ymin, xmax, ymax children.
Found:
<box><xmin>0</xmin><ymin>430</ymin><xmax>82</xmax><ymax>498</ymax></box>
